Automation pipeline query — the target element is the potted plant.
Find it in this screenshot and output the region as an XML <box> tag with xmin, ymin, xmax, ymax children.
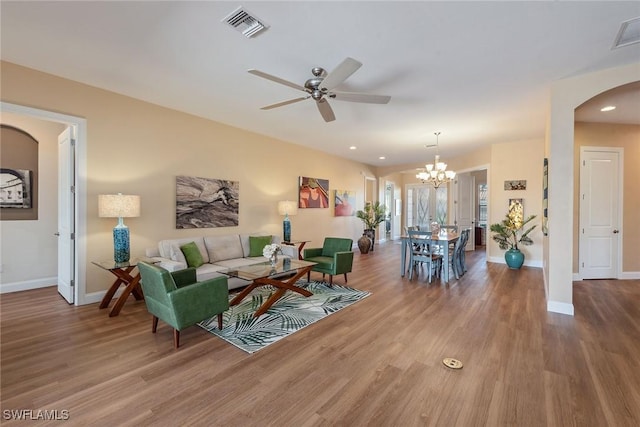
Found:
<box><xmin>356</xmin><ymin>201</ymin><xmax>386</xmax><ymax>252</ymax></box>
<box><xmin>490</xmin><ymin>211</ymin><xmax>537</xmax><ymax>269</ymax></box>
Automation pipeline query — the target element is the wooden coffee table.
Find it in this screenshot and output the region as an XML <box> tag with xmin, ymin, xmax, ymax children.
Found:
<box><xmin>225</xmin><ymin>258</ymin><xmax>316</xmax><ymax>317</ymax></box>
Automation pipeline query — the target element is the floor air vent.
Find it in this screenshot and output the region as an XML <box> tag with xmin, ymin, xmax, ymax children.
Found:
<box><xmin>222</xmin><ymin>6</ymin><xmax>269</xmax><ymax>38</ymax></box>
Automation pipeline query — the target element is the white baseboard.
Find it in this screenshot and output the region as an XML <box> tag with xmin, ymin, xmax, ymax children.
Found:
<box><xmin>0</xmin><ymin>277</ymin><xmax>57</xmax><ymax>293</ymax></box>
<box><xmin>487</xmin><ymin>256</ymin><xmax>543</xmax><ymax>268</ymax></box>
<box><xmin>547</xmin><ymin>300</ymin><xmax>574</xmax><ymax>316</ymax></box>
<box><xmin>83</xmin><ymin>289</ymin><xmax>124</xmax><ymax>305</ymax></box>
<box><xmin>573</xmin><ymin>271</ymin><xmax>640</xmax><ymax>281</ymax></box>
<box><xmin>0</xmin><ymin>278</ymin><xmax>117</xmax><ymax>307</ymax></box>
<box><xmin>620</xmin><ymin>271</ymin><xmax>640</xmax><ymax>280</ymax></box>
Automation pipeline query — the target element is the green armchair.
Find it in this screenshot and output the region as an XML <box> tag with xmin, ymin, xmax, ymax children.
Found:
<box><xmin>138</xmin><ymin>261</ymin><xmax>229</xmax><ymax>349</ymax></box>
<box><xmin>302</xmin><ymin>237</ymin><xmax>354</xmax><ymax>286</ymax></box>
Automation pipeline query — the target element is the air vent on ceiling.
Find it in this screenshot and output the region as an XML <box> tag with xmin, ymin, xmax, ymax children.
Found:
<box><xmin>612</xmin><ymin>16</ymin><xmax>640</xmax><ymax>49</ymax></box>
<box><xmin>222</xmin><ymin>6</ymin><xmax>269</xmax><ymax>38</ymax></box>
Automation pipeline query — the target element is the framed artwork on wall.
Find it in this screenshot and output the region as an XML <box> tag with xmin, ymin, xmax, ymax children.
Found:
<box><xmin>334</xmin><ymin>190</ymin><xmax>355</xmax><ymax>216</ymax></box>
<box><xmin>176</xmin><ymin>175</ymin><xmax>239</xmax><ymax>229</ymax></box>
<box><xmin>299</xmin><ymin>176</ymin><xmax>329</xmax><ymax>208</ymax></box>
<box><xmin>504</xmin><ymin>180</ymin><xmax>527</xmax><ymax>190</ymax></box>
<box><xmin>0</xmin><ymin>168</ymin><xmax>32</xmax><ymax>209</ymax></box>
<box><xmin>508</xmin><ymin>198</ymin><xmax>524</xmax><ymax>225</ymax></box>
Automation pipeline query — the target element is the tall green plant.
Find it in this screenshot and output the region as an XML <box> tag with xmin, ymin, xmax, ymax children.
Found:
<box><xmin>356</xmin><ymin>201</ymin><xmax>386</xmax><ymax>230</ymax></box>
<box><xmin>490</xmin><ymin>213</ymin><xmax>537</xmax><ymax>250</ymax></box>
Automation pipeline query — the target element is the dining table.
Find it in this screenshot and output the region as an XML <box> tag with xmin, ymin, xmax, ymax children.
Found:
<box><xmin>400</xmin><ymin>231</ymin><xmax>460</xmax><ymax>283</ymax></box>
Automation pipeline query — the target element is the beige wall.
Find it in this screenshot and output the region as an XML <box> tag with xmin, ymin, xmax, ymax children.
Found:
<box><xmin>547</xmin><ymin>62</ymin><xmax>639</xmax><ymax>313</ymax></box>
<box><xmin>488</xmin><ymin>139</ymin><xmax>544</xmax><ymax>265</ymax></box>
<box><xmin>1</xmin><ymin>61</ymin><xmax>376</xmax><ymax>295</ymax></box>
<box><xmin>381</xmin><ymin>140</ymin><xmax>545</xmax><ymax>267</ymax></box>
<box><xmin>573</xmin><ymin>122</ymin><xmax>640</xmax><ymax>273</ymax></box>
<box><xmin>0</xmin><ymin>113</ymin><xmax>64</xmax><ymax>287</ymax></box>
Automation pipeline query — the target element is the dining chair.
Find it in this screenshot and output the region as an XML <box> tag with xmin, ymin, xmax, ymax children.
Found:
<box><xmin>445</xmin><ymin>234</ymin><xmax>466</xmax><ymax>280</ymax></box>
<box><xmin>407</xmin><ymin>230</ymin><xmax>442</xmax><ymax>283</ymax></box>
<box><xmin>441</xmin><ymin>225</ymin><xmax>458</xmax><ymax>233</ymax></box>
<box><xmin>405</xmin><ymin>226</ymin><xmax>423</xmax><ymax>252</ymax></box>
<box><xmin>456</xmin><ymin>228</ymin><xmax>471</xmax><ymax>275</ymax></box>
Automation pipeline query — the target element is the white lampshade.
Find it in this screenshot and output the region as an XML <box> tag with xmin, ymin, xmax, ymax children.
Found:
<box><xmin>99</xmin><ymin>194</ymin><xmax>140</xmax><ymax>218</ymax></box>
<box><xmin>278</xmin><ymin>200</ymin><xmax>298</xmax><ymax>216</ymax></box>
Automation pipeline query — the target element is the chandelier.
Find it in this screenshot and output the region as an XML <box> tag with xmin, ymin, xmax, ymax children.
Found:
<box><xmin>416</xmin><ymin>132</ymin><xmax>456</xmax><ymax>188</ymax></box>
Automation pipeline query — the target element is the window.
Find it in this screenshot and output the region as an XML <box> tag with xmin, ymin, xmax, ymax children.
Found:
<box><xmin>478</xmin><ymin>184</ymin><xmax>487</xmax><ymax>227</ymax></box>
<box><xmin>406</xmin><ymin>184</ymin><xmax>448</xmax><ymax>228</ymax></box>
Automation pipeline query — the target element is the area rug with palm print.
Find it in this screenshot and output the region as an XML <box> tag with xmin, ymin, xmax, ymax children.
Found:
<box><xmin>198</xmin><ymin>280</ymin><xmax>370</xmax><ymax>353</ymax></box>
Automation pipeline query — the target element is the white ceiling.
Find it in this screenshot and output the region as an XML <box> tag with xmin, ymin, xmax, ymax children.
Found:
<box><xmin>2</xmin><ymin>1</ymin><xmax>639</xmax><ymax>168</ymax></box>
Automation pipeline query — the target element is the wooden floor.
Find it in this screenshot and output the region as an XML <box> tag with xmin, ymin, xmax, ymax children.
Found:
<box><xmin>1</xmin><ymin>241</ymin><xmax>639</xmax><ymax>426</ymax></box>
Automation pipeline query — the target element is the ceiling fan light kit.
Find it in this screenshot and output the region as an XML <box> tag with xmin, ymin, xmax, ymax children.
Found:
<box><xmin>248</xmin><ymin>57</ymin><xmax>391</xmax><ymax>122</ymax></box>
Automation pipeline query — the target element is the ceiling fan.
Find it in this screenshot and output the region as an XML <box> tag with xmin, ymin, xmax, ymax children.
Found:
<box><xmin>248</xmin><ymin>57</ymin><xmax>391</xmax><ymax>122</ymax></box>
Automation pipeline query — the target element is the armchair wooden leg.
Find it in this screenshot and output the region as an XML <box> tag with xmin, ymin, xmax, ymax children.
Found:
<box><xmin>307</xmin><ymin>271</ymin><xmax>311</xmax><ymax>282</ymax></box>
<box><xmin>174</xmin><ymin>329</ymin><xmax>180</xmax><ymax>349</ymax></box>
<box><xmin>218</xmin><ymin>313</ymin><xmax>223</xmax><ymax>330</ymax></box>
<box><xmin>344</xmin><ymin>273</ymin><xmax>348</xmax><ymax>283</ymax></box>
<box><xmin>329</xmin><ymin>275</ymin><xmax>333</xmax><ymax>286</ymax></box>
<box><xmin>152</xmin><ymin>316</ymin><xmax>158</xmax><ymax>333</ymax></box>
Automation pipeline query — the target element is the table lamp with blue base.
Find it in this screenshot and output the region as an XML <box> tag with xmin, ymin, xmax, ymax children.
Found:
<box><xmin>99</xmin><ymin>193</ymin><xmax>140</xmax><ymax>263</ymax></box>
<box><xmin>278</xmin><ymin>200</ymin><xmax>298</xmax><ymax>242</ymax></box>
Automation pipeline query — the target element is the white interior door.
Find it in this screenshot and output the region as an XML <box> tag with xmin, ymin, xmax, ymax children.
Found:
<box><xmin>580</xmin><ymin>148</ymin><xmax>621</xmax><ymax>279</ymax></box>
<box><xmin>57</xmin><ymin>127</ymin><xmax>75</xmax><ymax>303</ymax></box>
<box><xmin>456</xmin><ymin>173</ymin><xmax>475</xmax><ymax>250</ymax></box>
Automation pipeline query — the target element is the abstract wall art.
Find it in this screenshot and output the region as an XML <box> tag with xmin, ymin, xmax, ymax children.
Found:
<box><xmin>334</xmin><ymin>189</ymin><xmax>355</xmax><ymax>216</ymax></box>
<box><xmin>176</xmin><ymin>175</ymin><xmax>239</xmax><ymax>229</ymax></box>
<box><xmin>299</xmin><ymin>176</ymin><xmax>329</xmax><ymax>208</ymax></box>
<box><xmin>504</xmin><ymin>180</ymin><xmax>527</xmax><ymax>190</ymax></box>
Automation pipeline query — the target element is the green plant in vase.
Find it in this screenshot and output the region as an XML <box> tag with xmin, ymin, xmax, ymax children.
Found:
<box><xmin>490</xmin><ymin>210</ymin><xmax>536</xmax><ymax>269</ymax></box>
<box><xmin>356</xmin><ymin>201</ymin><xmax>386</xmax><ymax>252</ymax></box>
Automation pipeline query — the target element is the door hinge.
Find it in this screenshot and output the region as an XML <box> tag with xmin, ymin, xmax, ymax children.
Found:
<box><xmin>70</xmin><ymin>279</ymin><xmax>75</xmax><ymax>288</ymax></box>
<box><xmin>71</xmin><ymin>138</ymin><xmax>76</xmax><ymax>147</ymax></box>
<box><xmin>71</xmin><ymin>233</ymin><xmax>75</xmax><ymax>240</ymax></box>
<box><xmin>582</xmin><ymin>160</ymin><xmax>585</xmax><ymax>166</ymax></box>
<box><xmin>70</xmin><ymin>185</ymin><xmax>75</xmax><ymax>194</ymax></box>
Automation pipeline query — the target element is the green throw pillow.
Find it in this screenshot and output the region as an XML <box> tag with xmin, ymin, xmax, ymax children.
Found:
<box><xmin>180</xmin><ymin>241</ymin><xmax>204</xmax><ymax>268</ymax></box>
<box><xmin>249</xmin><ymin>235</ymin><xmax>272</xmax><ymax>257</ymax></box>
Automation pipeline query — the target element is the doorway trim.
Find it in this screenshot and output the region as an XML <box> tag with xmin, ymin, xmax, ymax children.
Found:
<box><xmin>1</xmin><ymin>101</ymin><xmax>87</xmax><ymax>305</ymax></box>
<box><xmin>452</xmin><ymin>164</ymin><xmax>490</xmax><ymax>261</ymax></box>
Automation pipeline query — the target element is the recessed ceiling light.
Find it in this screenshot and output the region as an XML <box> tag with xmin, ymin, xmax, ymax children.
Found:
<box><xmin>349</xmin><ymin>146</ymin><xmax>357</xmax><ymax>150</ymax></box>
<box><xmin>601</xmin><ymin>106</ymin><xmax>616</xmax><ymax>112</ymax></box>
<box><xmin>379</xmin><ymin>156</ymin><xmax>386</xmax><ymax>160</ymax></box>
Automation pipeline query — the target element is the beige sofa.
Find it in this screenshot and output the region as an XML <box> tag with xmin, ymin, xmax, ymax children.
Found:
<box><xmin>145</xmin><ymin>233</ymin><xmax>295</xmax><ymax>290</ymax></box>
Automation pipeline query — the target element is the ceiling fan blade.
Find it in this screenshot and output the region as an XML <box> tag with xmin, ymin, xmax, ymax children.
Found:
<box><xmin>316</xmin><ymin>99</ymin><xmax>336</xmax><ymax>122</ymax></box>
<box><xmin>320</xmin><ymin>57</ymin><xmax>362</xmax><ymax>91</ymax></box>
<box><xmin>331</xmin><ymin>91</ymin><xmax>391</xmax><ymax>104</ymax></box>
<box><xmin>248</xmin><ymin>69</ymin><xmax>306</xmax><ymax>92</ymax></box>
<box><xmin>260</xmin><ymin>97</ymin><xmax>309</xmax><ymax>110</ymax></box>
